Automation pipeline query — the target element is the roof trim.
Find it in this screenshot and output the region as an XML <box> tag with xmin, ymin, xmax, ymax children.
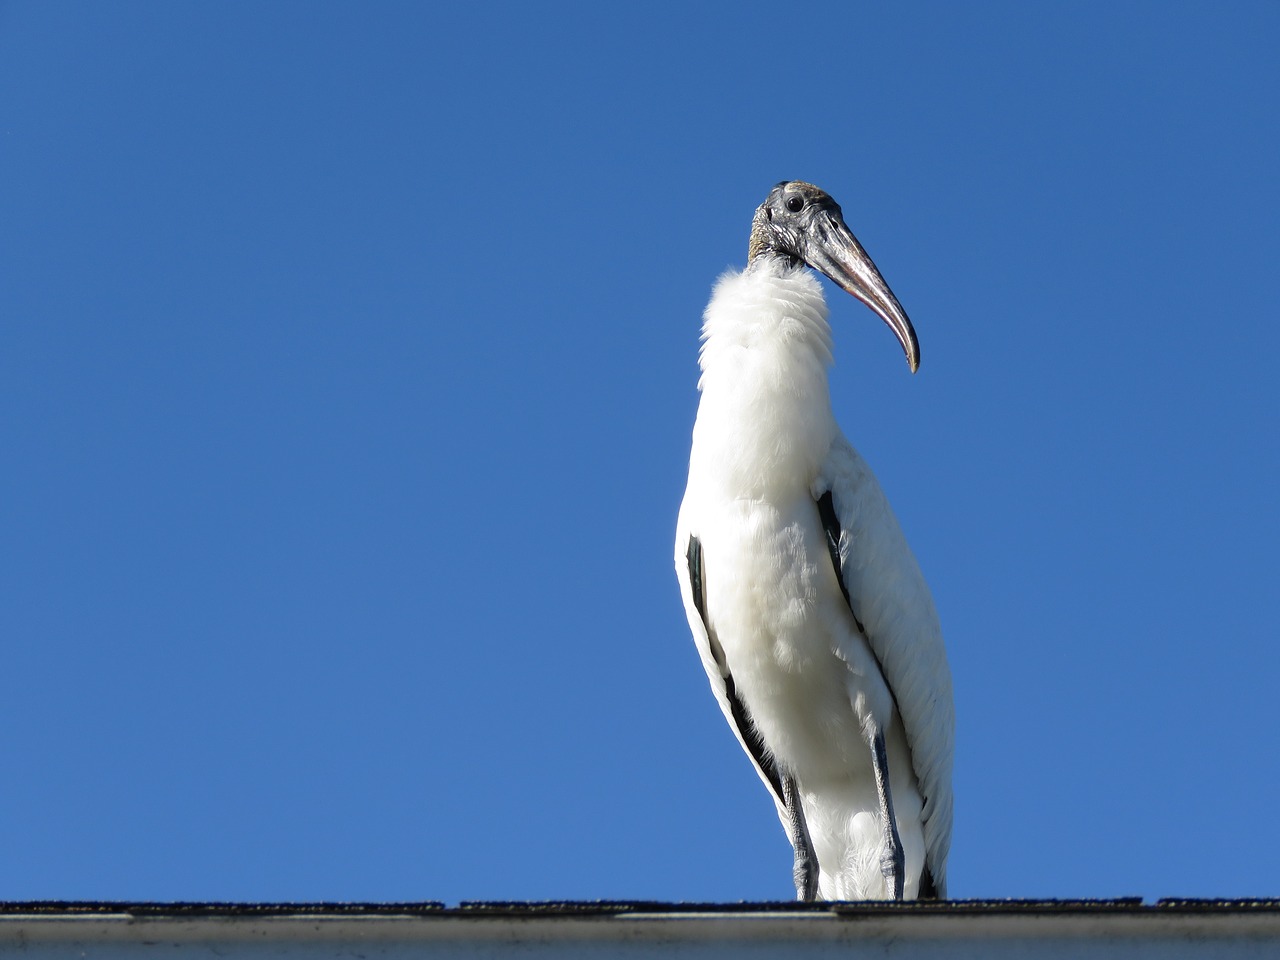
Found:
<box><xmin>0</xmin><ymin>899</ymin><xmax>1277</xmax><ymax>918</ymax></box>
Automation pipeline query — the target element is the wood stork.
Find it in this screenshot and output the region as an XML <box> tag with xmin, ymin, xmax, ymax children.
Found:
<box><xmin>674</xmin><ymin>181</ymin><xmax>953</xmax><ymax>901</ymax></box>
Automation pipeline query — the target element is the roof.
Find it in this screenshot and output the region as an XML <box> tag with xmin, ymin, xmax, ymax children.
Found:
<box><xmin>2</xmin><ymin>900</ymin><xmax>1279</xmax><ymax>958</ymax></box>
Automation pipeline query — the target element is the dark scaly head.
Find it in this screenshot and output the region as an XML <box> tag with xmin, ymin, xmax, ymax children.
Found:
<box><xmin>749</xmin><ymin>180</ymin><xmax>919</xmax><ymax>372</ymax></box>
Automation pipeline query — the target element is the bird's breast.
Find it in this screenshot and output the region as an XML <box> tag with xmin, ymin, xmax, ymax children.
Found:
<box><xmin>688</xmin><ymin>356</ymin><xmax>837</xmax><ymax>503</ymax></box>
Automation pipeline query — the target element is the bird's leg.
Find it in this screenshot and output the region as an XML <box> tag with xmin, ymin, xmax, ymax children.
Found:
<box><xmin>871</xmin><ymin>731</ymin><xmax>905</xmax><ymax>900</ymax></box>
<box><xmin>781</xmin><ymin>774</ymin><xmax>819</xmax><ymax>901</ymax></box>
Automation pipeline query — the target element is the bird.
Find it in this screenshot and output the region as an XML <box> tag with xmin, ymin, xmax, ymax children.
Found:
<box><xmin>674</xmin><ymin>181</ymin><xmax>953</xmax><ymax>901</ymax></box>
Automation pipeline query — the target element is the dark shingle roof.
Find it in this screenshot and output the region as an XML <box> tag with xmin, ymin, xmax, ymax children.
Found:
<box><xmin>0</xmin><ymin>899</ymin><xmax>1277</xmax><ymax>917</ymax></box>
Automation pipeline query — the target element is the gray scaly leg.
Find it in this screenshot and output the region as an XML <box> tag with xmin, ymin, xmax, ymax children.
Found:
<box><xmin>871</xmin><ymin>731</ymin><xmax>905</xmax><ymax>900</ymax></box>
<box><xmin>782</xmin><ymin>774</ymin><xmax>819</xmax><ymax>901</ymax></box>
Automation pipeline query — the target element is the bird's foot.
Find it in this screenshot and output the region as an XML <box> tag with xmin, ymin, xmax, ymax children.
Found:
<box><xmin>880</xmin><ymin>848</ymin><xmax>905</xmax><ymax>901</ymax></box>
<box><xmin>793</xmin><ymin>848</ymin><xmax>818</xmax><ymax>902</ymax></box>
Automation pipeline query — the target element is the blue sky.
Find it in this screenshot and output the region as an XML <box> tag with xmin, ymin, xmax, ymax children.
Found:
<box><xmin>1</xmin><ymin>1</ymin><xmax>1277</xmax><ymax>903</ymax></box>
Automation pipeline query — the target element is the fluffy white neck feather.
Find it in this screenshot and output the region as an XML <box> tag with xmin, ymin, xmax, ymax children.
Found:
<box><xmin>691</xmin><ymin>258</ymin><xmax>838</xmax><ymax>499</ymax></box>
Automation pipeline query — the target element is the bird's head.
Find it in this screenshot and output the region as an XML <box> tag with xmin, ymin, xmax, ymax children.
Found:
<box><xmin>749</xmin><ymin>180</ymin><xmax>919</xmax><ymax>372</ymax></box>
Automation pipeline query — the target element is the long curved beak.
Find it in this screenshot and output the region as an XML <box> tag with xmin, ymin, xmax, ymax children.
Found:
<box><xmin>805</xmin><ymin>216</ymin><xmax>920</xmax><ymax>372</ymax></box>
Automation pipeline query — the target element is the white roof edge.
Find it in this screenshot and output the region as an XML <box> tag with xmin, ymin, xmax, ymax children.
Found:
<box><xmin>1</xmin><ymin>902</ymin><xmax>1279</xmax><ymax>952</ymax></box>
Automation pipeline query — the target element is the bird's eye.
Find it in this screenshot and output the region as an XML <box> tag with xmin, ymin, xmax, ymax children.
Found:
<box><xmin>786</xmin><ymin>196</ymin><xmax>804</xmax><ymax>213</ymax></box>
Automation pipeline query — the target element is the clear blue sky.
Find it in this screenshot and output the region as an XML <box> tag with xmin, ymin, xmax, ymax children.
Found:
<box><xmin>2</xmin><ymin>1</ymin><xmax>1277</xmax><ymax>904</ymax></box>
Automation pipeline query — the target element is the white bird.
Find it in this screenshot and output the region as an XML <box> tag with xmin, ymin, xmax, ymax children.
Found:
<box><xmin>674</xmin><ymin>181</ymin><xmax>953</xmax><ymax>901</ymax></box>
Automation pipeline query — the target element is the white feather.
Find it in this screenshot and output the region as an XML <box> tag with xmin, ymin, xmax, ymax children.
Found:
<box><xmin>675</xmin><ymin>256</ymin><xmax>954</xmax><ymax>900</ymax></box>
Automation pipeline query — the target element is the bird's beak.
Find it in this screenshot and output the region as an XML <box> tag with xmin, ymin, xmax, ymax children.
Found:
<box><xmin>806</xmin><ymin>216</ymin><xmax>920</xmax><ymax>372</ymax></box>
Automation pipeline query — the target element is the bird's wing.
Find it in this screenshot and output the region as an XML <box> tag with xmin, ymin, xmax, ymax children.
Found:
<box><xmin>674</xmin><ymin>508</ymin><xmax>789</xmax><ymax>827</ymax></box>
<box><xmin>814</xmin><ymin>434</ymin><xmax>954</xmax><ymax>895</ymax></box>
